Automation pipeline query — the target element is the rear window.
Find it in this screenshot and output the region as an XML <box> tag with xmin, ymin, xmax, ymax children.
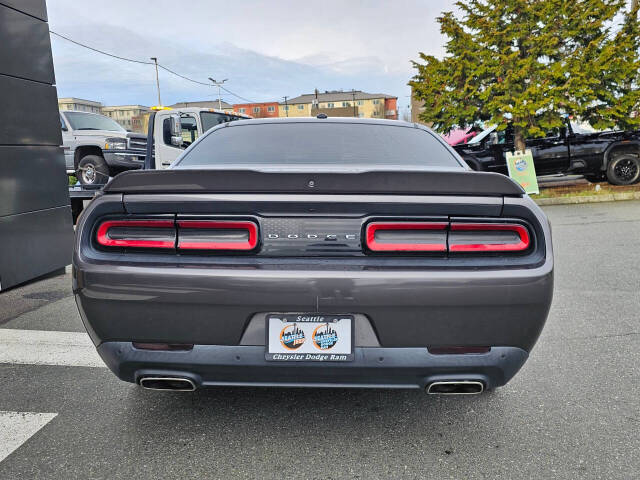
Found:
<box><xmin>176</xmin><ymin>122</ymin><xmax>460</xmax><ymax>168</ymax></box>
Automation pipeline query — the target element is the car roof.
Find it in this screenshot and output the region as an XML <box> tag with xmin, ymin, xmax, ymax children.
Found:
<box><xmin>225</xmin><ymin>117</ymin><xmax>417</xmax><ymax>128</ymax></box>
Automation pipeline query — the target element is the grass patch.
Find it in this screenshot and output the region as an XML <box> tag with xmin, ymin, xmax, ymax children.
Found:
<box><xmin>532</xmin><ymin>183</ymin><xmax>640</xmax><ymax>199</ymax></box>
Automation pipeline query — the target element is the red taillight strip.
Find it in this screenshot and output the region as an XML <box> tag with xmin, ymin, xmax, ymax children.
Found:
<box><xmin>177</xmin><ymin>220</ymin><xmax>258</xmax><ymax>250</ymax></box>
<box><xmin>449</xmin><ymin>223</ymin><xmax>530</xmax><ymax>252</ymax></box>
<box><xmin>96</xmin><ymin>220</ymin><xmax>175</xmax><ymax>248</ymax></box>
<box><xmin>365</xmin><ymin>222</ymin><xmax>448</xmax><ymax>252</ymax></box>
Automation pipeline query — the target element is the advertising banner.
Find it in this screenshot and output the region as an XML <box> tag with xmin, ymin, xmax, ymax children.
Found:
<box><xmin>506</xmin><ymin>149</ymin><xmax>539</xmax><ymax>194</ymax></box>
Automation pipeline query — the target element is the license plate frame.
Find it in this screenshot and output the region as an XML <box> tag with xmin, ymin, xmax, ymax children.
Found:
<box><xmin>265</xmin><ymin>313</ymin><xmax>355</xmax><ymax>362</ymax></box>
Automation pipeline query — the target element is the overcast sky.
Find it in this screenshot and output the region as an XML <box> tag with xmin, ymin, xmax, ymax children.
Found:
<box><xmin>48</xmin><ymin>0</ymin><xmax>456</xmax><ymax>115</ymax></box>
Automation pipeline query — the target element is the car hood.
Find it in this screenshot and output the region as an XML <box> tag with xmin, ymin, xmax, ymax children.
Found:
<box><xmin>72</xmin><ymin>130</ymin><xmax>127</xmax><ymax>138</ymax></box>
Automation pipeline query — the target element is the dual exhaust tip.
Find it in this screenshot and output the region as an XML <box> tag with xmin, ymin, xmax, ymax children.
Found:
<box><xmin>426</xmin><ymin>380</ymin><xmax>484</xmax><ymax>395</ymax></box>
<box><xmin>138</xmin><ymin>377</ymin><xmax>484</xmax><ymax>394</ymax></box>
<box><xmin>139</xmin><ymin>376</ymin><xmax>196</xmax><ymax>391</ymax></box>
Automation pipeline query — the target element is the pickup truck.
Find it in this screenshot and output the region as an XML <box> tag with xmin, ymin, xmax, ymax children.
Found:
<box><xmin>453</xmin><ymin>120</ymin><xmax>640</xmax><ymax>185</ymax></box>
<box><xmin>61</xmin><ymin>110</ymin><xmax>147</xmax><ymax>185</ymax></box>
<box><xmin>68</xmin><ymin>107</ymin><xmax>250</xmax><ymax>220</ymax></box>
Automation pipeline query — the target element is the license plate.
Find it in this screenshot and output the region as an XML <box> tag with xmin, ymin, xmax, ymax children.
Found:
<box><xmin>265</xmin><ymin>313</ymin><xmax>354</xmax><ymax>362</ymax></box>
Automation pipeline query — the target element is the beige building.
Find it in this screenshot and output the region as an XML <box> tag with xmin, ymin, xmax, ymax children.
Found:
<box><xmin>102</xmin><ymin>105</ymin><xmax>151</xmax><ymax>132</ymax></box>
<box><xmin>279</xmin><ymin>91</ymin><xmax>398</xmax><ymax>119</ymax></box>
<box><xmin>410</xmin><ymin>87</ymin><xmax>429</xmax><ymax>126</ymax></box>
<box><xmin>57</xmin><ymin>97</ymin><xmax>103</xmax><ymax>114</ymax></box>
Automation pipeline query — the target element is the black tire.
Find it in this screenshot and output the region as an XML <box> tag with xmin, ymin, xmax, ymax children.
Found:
<box><xmin>606</xmin><ymin>154</ymin><xmax>640</xmax><ymax>186</ymax></box>
<box><xmin>77</xmin><ymin>155</ymin><xmax>109</xmax><ymax>185</ymax></box>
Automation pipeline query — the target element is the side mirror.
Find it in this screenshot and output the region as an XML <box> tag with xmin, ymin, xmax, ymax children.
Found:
<box><xmin>169</xmin><ymin>114</ymin><xmax>182</xmax><ymax>147</ymax></box>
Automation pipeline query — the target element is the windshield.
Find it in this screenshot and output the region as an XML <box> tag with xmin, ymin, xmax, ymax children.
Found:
<box><xmin>467</xmin><ymin>125</ymin><xmax>496</xmax><ymax>144</ymax></box>
<box><xmin>63</xmin><ymin>112</ymin><xmax>125</xmax><ymax>132</ymax></box>
<box><xmin>200</xmin><ymin>111</ymin><xmax>246</xmax><ymax>132</ymax></box>
<box><xmin>570</xmin><ymin>121</ymin><xmax>613</xmax><ymax>135</ymax></box>
<box><xmin>177</xmin><ymin>122</ymin><xmax>461</xmax><ymax>168</ymax></box>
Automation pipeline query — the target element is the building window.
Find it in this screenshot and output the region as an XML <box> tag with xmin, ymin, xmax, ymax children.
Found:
<box><xmin>327</xmin><ymin>103</ymin><xmax>334</xmax><ymax>108</ymax></box>
<box><xmin>283</xmin><ymin>105</ymin><xmax>289</xmax><ymax>111</ymax></box>
<box><xmin>373</xmin><ymin>99</ymin><xmax>380</xmax><ymax>105</ymax></box>
<box><xmin>253</xmin><ymin>107</ymin><xmax>261</xmax><ymax>113</ymax></box>
<box><xmin>342</xmin><ymin>102</ymin><xmax>350</xmax><ymax>107</ymax></box>
<box><xmin>297</xmin><ymin>104</ymin><xmax>304</xmax><ymax>110</ymax></box>
<box><xmin>238</xmin><ymin>108</ymin><xmax>246</xmax><ymax>113</ymax></box>
<box><xmin>357</xmin><ymin>100</ymin><xmax>363</xmax><ymax>106</ymax></box>
<box><xmin>267</xmin><ymin>106</ymin><xmax>275</xmax><ymax>112</ymax></box>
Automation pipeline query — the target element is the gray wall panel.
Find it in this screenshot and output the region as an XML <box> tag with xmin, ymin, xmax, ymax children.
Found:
<box><xmin>0</xmin><ymin>146</ymin><xmax>69</xmax><ymax>217</ymax></box>
<box><xmin>0</xmin><ymin>0</ymin><xmax>47</xmax><ymax>21</ymax></box>
<box><xmin>0</xmin><ymin>206</ymin><xmax>73</xmax><ymax>289</ymax></box>
<box><xmin>0</xmin><ymin>74</ymin><xmax>61</xmax><ymax>146</ymax></box>
<box><xmin>0</xmin><ymin>4</ymin><xmax>55</xmax><ymax>84</ymax></box>
<box><xmin>0</xmin><ymin>0</ymin><xmax>73</xmax><ymax>290</ymax></box>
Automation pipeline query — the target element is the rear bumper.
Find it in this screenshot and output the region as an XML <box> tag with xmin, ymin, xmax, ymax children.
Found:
<box><xmin>97</xmin><ymin>342</ymin><xmax>528</xmax><ymax>390</ymax></box>
<box><xmin>74</xmin><ymin>262</ymin><xmax>553</xmax><ymax>352</ymax></box>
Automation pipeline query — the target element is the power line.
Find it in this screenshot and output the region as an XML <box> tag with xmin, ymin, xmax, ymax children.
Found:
<box><xmin>220</xmin><ymin>85</ymin><xmax>255</xmax><ymax>104</ymax></box>
<box><xmin>49</xmin><ymin>31</ymin><xmax>153</xmax><ymax>65</ymax></box>
<box><xmin>49</xmin><ymin>30</ymin><xmax>256</xmax><ymax>103</ymax></box>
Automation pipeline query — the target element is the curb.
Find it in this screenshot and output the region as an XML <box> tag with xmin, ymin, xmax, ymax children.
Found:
<box><xmin>534</xmin><ymin>191</ymin><xmax>640</xmax><ymax>206</ymax></box>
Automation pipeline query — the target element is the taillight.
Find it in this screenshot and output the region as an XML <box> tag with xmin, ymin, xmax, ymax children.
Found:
<box><xmin>365</xmin><ymin>222</ymin><xmax>448</xmax><ymax>252</ymax></box>
<box><xmin>95</xmin><ymin>220</ymin><xmax>175</xmax><ymax>249</ymax></box>
<box><xmin>449</xmin><ymin>223</ymin><xmax>530</xmax><ymax>253</ymax></box>
<box><xmin>176</xmin><ymin>220</ymin><xmax>258</xmax><ymax>251</ymax></box>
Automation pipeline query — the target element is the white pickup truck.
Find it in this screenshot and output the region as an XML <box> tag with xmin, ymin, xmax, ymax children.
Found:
<box><xmin>60</xmin><ymin>110</ymin><xmax>147</xmax><ymax>185</ymax></box>
<box><xmin>68</xmin><ymin>106</ymin><xmax>251</xmax><ymax>220</ymax></box>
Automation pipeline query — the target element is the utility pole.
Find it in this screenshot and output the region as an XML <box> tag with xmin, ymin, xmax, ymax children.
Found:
<box><xmin>150</xmin><ymin>57</ymin><xmax>161</xmax><ymax>106</ymax></box>
<box><xmin>208</xmin><ymin>78</ymin><xmax>228</xmax><ymax>110</ymax></box>
<box><xmin>351</xmin><ymin>89</ymin><xmax>357</xmax><ymax>117</ymax></box>
<box><xmin>282</xmin><ymin>96</ymin><xmax>289</xmax><ymax>117</ymax></box>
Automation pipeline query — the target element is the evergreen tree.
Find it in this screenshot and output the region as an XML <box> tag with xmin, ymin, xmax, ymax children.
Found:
<box><xmin>410</xmin><ymin>0</ymin><xmax>640</xmax><ymax>152</ymax></box>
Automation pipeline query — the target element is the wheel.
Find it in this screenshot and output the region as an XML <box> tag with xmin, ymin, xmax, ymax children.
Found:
<box><xmin>77</xmin><ymin>155</ymin><xmax>109</xmax><ymax>185</ymax></box>
<box><xmin>606</xmin><ymin>154</ymin><xmax>640</xmax><ymax>185</ymax></box>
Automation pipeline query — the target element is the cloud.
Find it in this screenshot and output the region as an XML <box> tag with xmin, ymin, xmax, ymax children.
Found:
<box><xmin>47</xmin><ymin>0</ymin><xmax>456</xmax><ymax>111</ymax></box>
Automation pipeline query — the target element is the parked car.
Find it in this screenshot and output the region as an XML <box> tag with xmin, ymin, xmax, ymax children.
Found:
<box><xmin>442</xmin><ymin>127</ymin><xmax>478</xmax><ymax>146</ymax></box>
<box><xmin>73</xmin><ymin>117</ymin><xmax>553</xmax><ymax>395</ymax></box>
<box><xmin>60</xmin><ymin>110</ymin><xmax>147</xmax><ymax>185</ymax></box>
<box><xmin>453</xmin><ymin>119</ymin><xmax>640</xmax><ymax>185</ymax></box>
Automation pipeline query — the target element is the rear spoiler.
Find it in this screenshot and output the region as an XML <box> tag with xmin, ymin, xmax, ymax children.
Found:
<box><xmin>103</xmin><ymin>169</ymin><xmax>525</xmax><ymax>197</ymax></box>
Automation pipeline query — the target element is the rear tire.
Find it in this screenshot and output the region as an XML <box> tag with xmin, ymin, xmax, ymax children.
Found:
<box><xmin>77</xmin><ymin>155</ymin><xmax>109</xmax><ymax>185</ymax></box>
<box><xmin>606</xmin><ymin>154</ymin><xmax>640</xmax><ymax>185</ymax></box>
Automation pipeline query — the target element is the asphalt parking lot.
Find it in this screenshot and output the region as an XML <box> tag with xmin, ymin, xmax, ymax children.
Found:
<box><xmin>0</xmin><ymin>201</ymin><xmax>638</xmax><ymax>480</ymax></box>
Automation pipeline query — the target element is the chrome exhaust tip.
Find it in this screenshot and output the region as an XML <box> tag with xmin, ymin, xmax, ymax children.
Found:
<box><xmin>427</xmin><ymin>380</ymin><xmax>484</xmax><ymax>395</ymax></box>
<box><xmin>139</xmin><ymin>377</ymin><xmax>196</xmax><ymax>391</ymax></box>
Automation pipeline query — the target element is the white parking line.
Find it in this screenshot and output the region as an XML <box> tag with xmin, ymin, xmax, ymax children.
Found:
<box><xmin>0</xmin><ymin>411</ymin><xmax>57</xmax><ymax>463</ymax></box>
<box><xmin>0</xmin><ymin>329</ymin><xmax>105</xmax><ymax>368</ymax></box>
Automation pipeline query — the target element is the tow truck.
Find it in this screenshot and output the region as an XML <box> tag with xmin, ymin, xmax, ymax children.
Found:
<box><xmin>69</xmin><ymin>106</ymin><xmax>250</xmax><ymax>221</ymax></box>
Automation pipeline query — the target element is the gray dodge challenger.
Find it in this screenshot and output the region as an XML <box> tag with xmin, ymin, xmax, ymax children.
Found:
<box><xmin>73</xmin><ymin>117</ymin><xmax>553</xmax><ymax>394</ymax></box>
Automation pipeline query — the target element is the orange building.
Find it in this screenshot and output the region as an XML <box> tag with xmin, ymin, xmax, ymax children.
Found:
<box><xmin>233</xmin><ymin>102</ymin><xmax>279</xmax><ymax>118</ymax></box>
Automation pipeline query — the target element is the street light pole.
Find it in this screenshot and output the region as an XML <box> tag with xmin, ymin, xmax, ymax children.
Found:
<box><xmin>282</xmin><ymin>96</ymin><xmax>289</xmax><ymax>117</ymax></box>
<box><xmin>209</xmin><ymin>78</ymin><xmax>228</xmax><ymax>110</ymax></box>
<box><xmin>150</xmin><ymin>57</ymin><xmax>161</xmax><ymax>106</ymax></box>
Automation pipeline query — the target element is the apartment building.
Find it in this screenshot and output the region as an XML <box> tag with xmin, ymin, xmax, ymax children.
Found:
<box><xmin>279</xmin><ymin>91</ymin><xmax>398</xmax><ymax>119</ymax></box>
<box><xmin>233</xmin><ymin>102</ymin><xmax>279</xmax><ymax>118</ymax></box>
<box><xmin>101</xmin><ymin>105</ymin><xmax>151</xmax><ymax>132</ymax></box>
<box><xmin>57</xmin><ymin>97</ymin><xmax>102</xmax><ymax>114</ymax></box>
